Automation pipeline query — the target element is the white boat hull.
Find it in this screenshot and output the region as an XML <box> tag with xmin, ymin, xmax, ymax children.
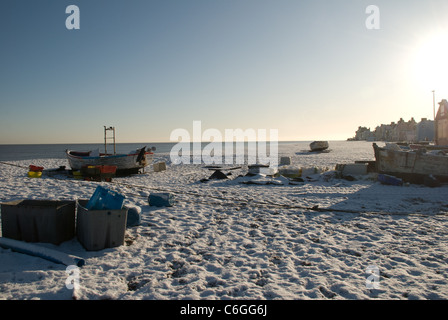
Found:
<box><xmin>66</xmin><ymin>149</ymin><xmax>153</xmax><ymax>173</ymax></box>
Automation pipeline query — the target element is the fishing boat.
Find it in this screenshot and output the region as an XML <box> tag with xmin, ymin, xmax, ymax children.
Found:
<box><xmin>66</xmin><ymin>126</ymin><xmax>154</xmax><ymax>174</ymax></box>
<box><xmin>310</xmin><ymin>141</ymin><xmax>329</xmax><ymax>152</ymax></box>
<box><xmin>373</xmin><ymin>143</ymin><xmax>448</xmax><ymax>183</ymax></box>
<box><xmin>66</xmin><ymin>147</ymin><xmax>153</xmax><ymax>174</ymax></box>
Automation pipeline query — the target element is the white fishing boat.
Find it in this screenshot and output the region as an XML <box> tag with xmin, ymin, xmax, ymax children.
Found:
<box><xmin>66</xmin><ymin>148</ymin><xmax>153</xmax><ymax>173</ymax></box>
<box><xmin>66</xmin><ymin>126</ymin><xmax>154</xmax><ymax>174</ymax></box>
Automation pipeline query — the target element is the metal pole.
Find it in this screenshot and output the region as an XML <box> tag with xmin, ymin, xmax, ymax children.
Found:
<box><xmin>433</xmin><ymin>90</ymin><xmax>436</xmax><ymax>120</ymax></box>
<box><xmin>432</xmin><ymin>91</ymin><xmax>437</xmax><ymax>144</ymax></box>
<box><xmin>104</xmin><ymin>126</ymin><xmax>107</xmax><ymax>154</ymax></box>
<box><xmin>113</xmin><ymin>127</ymin><xmax>116</xmax><ymax>155</ymax></box>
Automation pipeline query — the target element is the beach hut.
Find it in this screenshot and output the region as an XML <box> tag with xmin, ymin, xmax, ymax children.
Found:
<box><xmin>435</xmin><ymin>99</ymin><xmax>448</xmax><ymax>146</ymax></box>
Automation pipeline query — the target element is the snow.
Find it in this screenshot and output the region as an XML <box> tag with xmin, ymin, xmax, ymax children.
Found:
<box><xmin>1</xmin><ymin>141</ymin><xmax>448</xmax><ymax>300</ymax></box>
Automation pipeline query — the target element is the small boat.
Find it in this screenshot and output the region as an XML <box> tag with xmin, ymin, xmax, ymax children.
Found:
<box><xmin>373</xmin><ymin>143</ymin><xmax>448</xmax><ymax>183</ymax></box>
<box><xmin>66</xmin><ymin>126</ymin><xmax>154</xmax><ymax>174</ymax></box>
<box><xmin>310</xmin><ymin>141</ymin><xmax>329</xmax><ymax>152</ymax></box>
<box><xmin>66</xmin><ymin>147</ymin><xmax>153</xmax><ymax>174</ymax></box>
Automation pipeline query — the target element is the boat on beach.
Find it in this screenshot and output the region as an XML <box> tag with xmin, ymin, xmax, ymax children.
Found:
<box><xmin>65</xmin><ymin>126</ymin><xmax>154</xmax><ymax>174</ymax></box>
<box><xmin>310</xmin><ymin>141</ymin><xmax>329</xmax><ymax>152</ymax></box>
<box><xmin>373</xmin><ymin>143</ymin><xmax>448</xmax><ymax>183</ymax></box>
<box><xmin>66</xmin><ymin>147</ymin><xmax>153</xmax><ymax>174</ymax></box>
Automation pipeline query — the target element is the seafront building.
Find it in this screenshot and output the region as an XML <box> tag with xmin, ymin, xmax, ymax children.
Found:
<box><xmin>350</xmin><ymin>118</ymin><xmax>435</xmax><ymax>143</ymax></box>
<box><xmin>435</xmin><ymin>99</ymin><xmax>448</xmax><ymax>146</ymax></box>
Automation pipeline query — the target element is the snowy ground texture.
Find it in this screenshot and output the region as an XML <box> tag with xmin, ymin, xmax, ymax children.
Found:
<box><xmin>1</xmin><ymin>141</ymin><xmax>448</xmax><ymax>300</ymax></box>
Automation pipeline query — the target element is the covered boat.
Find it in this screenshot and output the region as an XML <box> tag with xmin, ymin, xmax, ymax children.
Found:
<box><xmin>373</xmin><ymin>143</ymin><xmax>448</xmax><ymax>183</ymax></box>
<box><xmin>310</xmin><ymin>141</ymin><xmax>329</xmax><ymax>152</ymax></box>
<box><xmin>66</xmin><ymin>147</ymin><xmax>153</xmax><ymax>174</ymax></box>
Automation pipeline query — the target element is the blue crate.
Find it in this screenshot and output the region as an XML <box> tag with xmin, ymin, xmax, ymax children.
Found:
<box><xmin>148</xmin><ymin>193</ymin><xmax>174</xmax><ymax>207</ymax></box>
<box><xmin>86</xmin><ymin>186</ymin><xmax>125</xmax><ymax>210</ymax></box>
<box><xmin>125</xmin><ymin>206</ymin><xmax>141</xmax><ymax>228</ymax></box>
<box><xmin>378</xmin><ymin>174</ymin><xmax>403</xmax><ymax>186</ymax></box>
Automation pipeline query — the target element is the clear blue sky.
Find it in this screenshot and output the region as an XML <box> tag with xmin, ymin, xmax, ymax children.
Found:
<box><xmin>1</xmin><ymin>0</ymin><xmax>448</xmax><ymax>144</ymax></box>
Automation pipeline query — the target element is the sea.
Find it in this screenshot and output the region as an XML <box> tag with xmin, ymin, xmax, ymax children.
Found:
<box><xmin>0</xmin><ymin>141</ymin><xmax>301</xmax><ymax>162</ymax></box>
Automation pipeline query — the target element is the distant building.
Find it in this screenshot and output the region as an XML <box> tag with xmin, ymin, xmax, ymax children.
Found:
<box><xmin>374</xmin><ymin>124</ymin><xmax>393</xmax><ymax>141</ymax></box>
<box><xmin>395</xmin><ymin>117</ymin><xmax>417</xmax><ymax>142</ymax></box>
<box><xmin>435</xmin><ymin>99</ymin><xmax>448</xmax><ymax>146</ymax></box>
<box><xmin>416</xmin><ymin>118</ymin><xmax>434</xmax><ymax>142</ymax></box>
<box><xmin>353</xmin><ymin>126</ymin><xmax>375</xmax><ymax>141</ymax></box>
<box><xmin>350</xmin><ymin>117</ymin><xmax>435</xmax><ymax>143</ymax></box>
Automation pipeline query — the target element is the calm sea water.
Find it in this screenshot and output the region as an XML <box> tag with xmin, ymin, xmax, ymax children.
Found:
<box><xmin>0</xmin><ymin>143</ymin><xmax>171</xmax><ymax>161</ymax></box>
<box><xmin>0</xmin><ymin>141</ymin><xmax>299</xmax><ymax>161</ymax></box>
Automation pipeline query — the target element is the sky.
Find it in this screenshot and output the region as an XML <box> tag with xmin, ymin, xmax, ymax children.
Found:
<box><xmin>1</xmin><ymin>0</ymin><xmax>448</xmax><ymax>144</ymax></box>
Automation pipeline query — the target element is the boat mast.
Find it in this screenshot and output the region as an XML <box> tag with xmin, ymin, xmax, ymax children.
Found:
<box><xmin>104</xmin><ymin>126</ymin><xmax>116</xmax><ymax>155</ymax></box>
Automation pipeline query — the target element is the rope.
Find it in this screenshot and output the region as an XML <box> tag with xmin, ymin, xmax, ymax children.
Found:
<box><xmin>0</xmin><ymin>161</ymin><xmax>29</xmax><ymax>169</ymax></box>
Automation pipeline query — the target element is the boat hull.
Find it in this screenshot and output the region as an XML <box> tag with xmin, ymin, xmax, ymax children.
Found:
<box><xmin>373</xmin><ymin>143</ymin><xmax>448</xmax><ymax>183</ymax></box>
<box><xmin>310</xmin><ymin>141</ymin><xmax>329</xmax><ymax>152</ymax></box>
<box><xmin>66</xmin><ymin>149</ymin><xmax>153</xmax><ymax>174</ymax></box>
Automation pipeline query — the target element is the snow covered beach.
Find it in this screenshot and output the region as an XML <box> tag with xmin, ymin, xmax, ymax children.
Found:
<box><xmin>1</xmin><ymin>141</ymin><xmax>448</xmax><ymax>300</ymax></box>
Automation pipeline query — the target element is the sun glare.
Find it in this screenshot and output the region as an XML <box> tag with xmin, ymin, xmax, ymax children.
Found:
<box><xmin>413</xmin><ymin>32</ymin><xmax>448</xmax><ymax>95</ymax></box>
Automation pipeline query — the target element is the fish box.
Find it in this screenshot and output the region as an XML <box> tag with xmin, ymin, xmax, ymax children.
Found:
<box><xmin>76</xmin><ymin>200</ymin><xmax>128</xmax><ymax>251</ymax></box>
<box><xmin>29</xmin><ymin>165</ymin><xmax>44</xmax><ymax>172</ymax></box>
<box><xmin>153</xmin><ymin>162</ymin><xmax>167</xmax><ymax>172</ymax></box>
<box><xmin>86</xmin><ymin>185</ymin><xmax>125</xmax><ymax>211</ymax></box>
<box><xmin>378</xmin><ymin>174</ymin><xmax>403</xmax><ymax>186</ymax></box>
<box><xmin>148</xmin><ymin>193</ymin><xmax>174</xmax><ymax>207</ymax></box>
<box><xmin>72</xmin><ymin>171</ymin><xmax>83</xmax><ymax>179</ymax></box>
<box><xmin>0</xmin><ymin>200</ymin><xmax>76</xmax><ymax>245</ymax></box>
<box><xmin>337</xmin><ymin>163</ymin><xmax>368</xmax><ymax>176</ymax></box>
<box><xmin>125</xmin><ymin>206</ymin><xmax>141</xmax><ymax>228</ymax></box>
<box><xmin>81</xmin><ymin>165</ymin><xmax>116</xmax><ymax>182</ymax></box>
<box><xmin>279</xmin><ymin>157</ymin><xmax>291</xmax><ymax>166</ymax></box>
<box><xmin>27</xmin><ymin>171</ymin><xmax>42</xmax><ymax>178</ymax></box>
<box><xmin>278</xmin><ymin>167</ymin><xmax>301</xmax><ymax>178</ymax></box>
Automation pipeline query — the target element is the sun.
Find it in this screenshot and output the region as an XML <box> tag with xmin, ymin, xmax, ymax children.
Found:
<box><xmin>413</xmin><ymin>31</ymin><xmax>448</xmax><ymax>94</ymax></box>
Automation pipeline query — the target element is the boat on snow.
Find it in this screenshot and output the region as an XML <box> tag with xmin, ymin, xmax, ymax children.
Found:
<box><xmin>66</xmin><ymin>126</ymin><xmax>154</xmax><ymax>174</ymax></box>
<box><xmin>66</xmin><ymin>147</ymin><xmax>153</xmax><ymax>174</ymax></box>
<box><xmin>310</xmin><ymin>141</ymin><xmax>329</xmax><ymax>152</ymax></box>
<box><xmin>373</xmin><ymin>143</ymin><xmax>448</xmax><ymax>183</ymax></box>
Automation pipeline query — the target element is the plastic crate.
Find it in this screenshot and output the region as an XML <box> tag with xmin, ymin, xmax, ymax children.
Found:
<box><xmin>1</xmin><ymin>200</ymin><xmax>76</xmax><ymax>245</ymax></box>
<box><xmin>86</xmin><ymin>185</ymin><xmax>125</xmax><ymax>210</ymax></box>
<box><xmin>148</xmin><ymin>193</ymin><xmax>174</xmax><ymax>207</ymax></box>
<box><xmin>81</xmin><ymin>165</ymin><xmax>116</xmax><ymax>182</ymax></box>
<box><xmin>28</xmin><ymin>171</ymin><xmax>42</xmax><ymax>178</ymax></box>
<box><xmin>76</xmin><ymin>200</ymin><xmax>128</xmax><ymax>251</ymax></box>
<box><xmin>378</xmin><ymin>174</ymin><xmax>403</xmax><ymax>186</ymax></box>
<box><xmin>29</xmin><ymin>165</ymin><xmax>44</xmax><ymax>172</ymax></box>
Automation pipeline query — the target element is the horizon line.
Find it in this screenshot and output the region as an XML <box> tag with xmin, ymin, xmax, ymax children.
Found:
<box><xmin>0</xmin><ymin>139</ymin><xmax>353</xmax><ymax>146</ymax></box>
